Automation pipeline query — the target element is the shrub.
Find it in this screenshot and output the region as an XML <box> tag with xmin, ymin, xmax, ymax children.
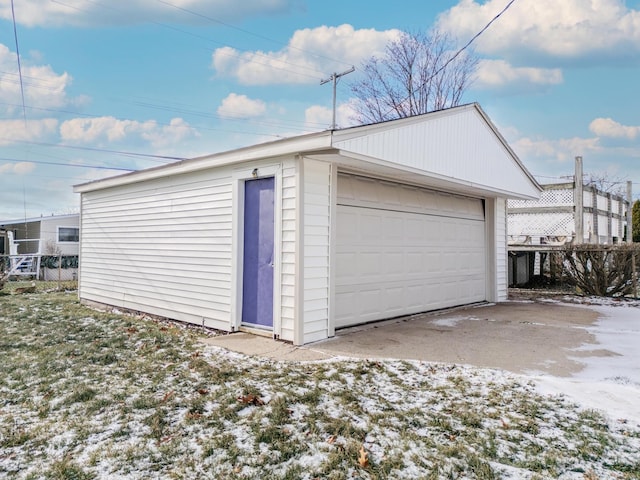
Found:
<box><xmin>562</xmin><ymin>244</ymin><xmax>640</xmax><ymax>297</ymax></box>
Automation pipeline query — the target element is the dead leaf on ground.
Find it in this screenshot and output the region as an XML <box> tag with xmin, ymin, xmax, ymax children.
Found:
<box><xmin>327</xmin><ymin>435</ymin><xmax>337</xmax><ymax>444</ymax></box>
<box><xmin>14</xmin><ymin>285</ymin><xmax>36</xmax><ymax>294</ymax></box>
<box><xmin>358</xmin><ymin>445</ymin><xmax>369</xmax><ymax>468</ymax></box>
<box><xmin>197</xmin><ymin>388</ymin><xmax>209</xmax><ymax>395</ymax></box>
<box><xmin>161</xmin><ymin>390</ymin><xmax>175</xmax><ymax>403</ymax></box>
<box><xmin>583</xmin><ymin>470</ymin><xmax>598</xmax><ymax>480</ymax></box>
<box><xmin>237</xmin><ymin>394</ymin><xmax>265</xmax><ymax>406</ymax></box>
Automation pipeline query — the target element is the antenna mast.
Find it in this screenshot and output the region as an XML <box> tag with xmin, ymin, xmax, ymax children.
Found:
<box><xmin>320</xmin><ymin>67</ymin><xmax>355</xmax><ymax>130</ymax></box>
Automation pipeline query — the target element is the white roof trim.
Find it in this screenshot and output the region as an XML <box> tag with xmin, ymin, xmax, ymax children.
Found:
<box><xmin>1</xmin><ymin>213</ymin><xmax>79</xmax><ymax>225</ymax></box>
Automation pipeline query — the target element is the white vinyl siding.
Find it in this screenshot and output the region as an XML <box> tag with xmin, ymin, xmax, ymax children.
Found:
<box><xmin>42</xmin><ymin>216</ymin><xmax>80</xmax><ymax>255</ymax></box>
<box><xmin>279</xmin><ymin>159</ymin><xmax>298</xmax><ymax>342</ymax></box>
<box><xmin>302</xmin><ymin>158</ymin><xmax>331</xmax><ymax>344</ymax></box>
<box><xmin>335</xmin><ymin>174</ymin><xmax>486</xmax><ymax>328</ymax></box>
<box><xmin>80</xmin><ymin>169</ymin><xmax>234</xmax><ymax>331</ymax></box>
<box><xmin>332</xmin><ymin>107</ymin><xmax>539</xmax><ymax>200</ymax></box>
<box><xmin>495</xmin><ymin>198</ymin><xmax>508</xmax><ymax>301</ymax></box>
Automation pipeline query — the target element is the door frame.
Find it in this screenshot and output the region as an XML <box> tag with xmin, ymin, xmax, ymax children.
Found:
<box><xmin>231</xmin><ymin>164</ymin><xmax>282</xmax><ymax>336</ymax></box>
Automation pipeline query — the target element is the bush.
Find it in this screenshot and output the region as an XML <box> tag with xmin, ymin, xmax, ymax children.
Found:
<box><xmin>40</xmin><ymin>255</ymin><xmax>79</xmax><ymax>269</ymax></box>
<box><xmin>562</xmin><ymin>244</ymin><xmax>640</xmax><ymax>297</ymax></box>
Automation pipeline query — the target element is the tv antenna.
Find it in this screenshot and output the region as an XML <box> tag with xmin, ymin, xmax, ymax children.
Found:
<box><xmin>320</xmin><ymin>66</ymin><xmax>355</xmax><ymax>130</ymax></box>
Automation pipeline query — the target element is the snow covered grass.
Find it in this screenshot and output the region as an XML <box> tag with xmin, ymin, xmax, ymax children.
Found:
<box><xmin>1</xmin><ymin>291</ymin><xmax>639</xmax><ymax>479</ymax></box>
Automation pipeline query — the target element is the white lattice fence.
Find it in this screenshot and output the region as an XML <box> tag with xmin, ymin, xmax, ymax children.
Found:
<box><xmin>508</xmin><ymin>188</ymin><xmax>573</xmax><ymax>209</ymax></box>
<box><xmin>508</xmin><ymin>212</ymin><xmax>575</xmax><ymax>238</ymax></box>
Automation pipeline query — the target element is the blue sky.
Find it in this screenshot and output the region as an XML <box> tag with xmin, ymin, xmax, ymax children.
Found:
<box><xmin>1</xmin><ymin>0</ymin><xmax>640</xmax><ymax>220</ymax></box>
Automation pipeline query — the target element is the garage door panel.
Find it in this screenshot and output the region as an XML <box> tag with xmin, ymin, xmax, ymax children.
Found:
<box><xmin>336</xmin><ymin>174</ymin><xmax>486</xmax><ymax>329</ymax></box>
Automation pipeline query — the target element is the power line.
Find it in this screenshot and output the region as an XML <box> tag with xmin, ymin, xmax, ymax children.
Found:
<box><xmin>54</xmin><ymin>0</ymin><xmax>336</xmax><ymax>80</ymax></box>
<box><xmin>442</xmin><ymin>0</ymin><xmax>518</xmax><ymax>76</ymax></box>
<box><xmin>0</xmin><ymin>138</ymin><xmax>187</xmax><ymax>162</ymax></box>
<box><xmin>3</xmin><ymin>3</ymin><xmax>332</xmax><ymax>139</ymax></box>
<box><xmin>0</xmin><ymin>101</ymin><xmax>301</xmax><ymax>141</ymax></box>
<box><xmin>384</xmin><ymin>0</ymin><xmax>518</xmax><ymax>120</ymax></box>
<box><xmin>154</xmin><ymin>0</ymin><xmax>353</xmax><ymax>70</ymax></box>
<box><xmin>0</xmin><ymin>70</ymin><xmax>69</xmax><ymax>93</ymax></box>
<box><xmin>0</xmin><ymin>156</ymin><xmax>135</xmax><ymax>172</ymax></box>
<box><xmin>9</xmin><ymin>0</ymin><xmax>27</xmax><ymax>125</ymax></box>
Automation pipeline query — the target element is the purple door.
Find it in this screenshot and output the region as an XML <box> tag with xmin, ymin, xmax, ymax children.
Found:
<box><xmin>242</xmin><ymin>177</ymin><xmax>275</xmax><ymax>327</ymax></box>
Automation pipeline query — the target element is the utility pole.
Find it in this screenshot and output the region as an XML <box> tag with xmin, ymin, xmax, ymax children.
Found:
<box><xmin>320</xmin><ymin>67</ymin><xmax>355</xmax><ymax>130</ymax></box>
<box><xmin>574</xmin><ymin>156</ymin><xmax>584</xmax><ymax>244</ymax></box>
<box><xmin>627</xmin><ymin>180</ymin><xmax>633</xmax><ymax>244</ymax></box>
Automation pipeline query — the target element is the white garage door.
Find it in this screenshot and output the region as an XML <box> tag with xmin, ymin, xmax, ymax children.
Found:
<box><xmin>335</xmin><ymin>174</ymin><xmax>486</xmax><ymax>328</ymax></box>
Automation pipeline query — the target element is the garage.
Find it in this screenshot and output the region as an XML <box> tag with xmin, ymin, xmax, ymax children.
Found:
<box><xmin>335</xmin><ymin>174</ymin><xmax>486</xmax><ymax>328</ymax></box>
<box><xmin>75</xmin><ymin>103</ymin><xmax>541</xmax><ymax>345</ymax></box>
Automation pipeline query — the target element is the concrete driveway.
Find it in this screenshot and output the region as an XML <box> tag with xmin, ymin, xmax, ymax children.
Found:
<box><xmin>202</xmin><ymin>299</ymin><xmax>610</xmax><ymax>377</ymax></box>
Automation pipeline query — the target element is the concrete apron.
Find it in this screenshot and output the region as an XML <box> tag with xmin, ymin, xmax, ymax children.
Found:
<box><xmin>201</xmin><ymin>301</ymin><xmax>608</xmax><ymax>376</ymax></box>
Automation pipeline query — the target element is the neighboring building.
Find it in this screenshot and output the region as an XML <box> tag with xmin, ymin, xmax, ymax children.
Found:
<box><xmin>0</xmin><ymin>213</ymin><xmax>79</xmax><ymax>279</ymax></box>
<box><xmin>74</xmin><ymin>103</ymin><xmax>541</xmax><ymax>345</ymax></box>
<box><xmin>0</xmin><ymin>213</ymin><xmax>80</xmax><ymax>255</ymax></box>
<box><xmin>507</xmin><ymin>157</ymin><xmax>632</xmax><ymax>285</ymax></box>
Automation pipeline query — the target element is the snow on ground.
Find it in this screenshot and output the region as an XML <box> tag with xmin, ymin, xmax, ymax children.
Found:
<box><xmin>532</xmin><ymin>302</ymin><xmax>640</xmax><ymax>424</ymax></box>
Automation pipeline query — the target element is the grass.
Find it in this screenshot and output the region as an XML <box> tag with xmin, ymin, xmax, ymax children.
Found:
<box><xmin>0</xmin><ymin>285</ymin><xmax>639</xmax><ymax>479</ymax></box>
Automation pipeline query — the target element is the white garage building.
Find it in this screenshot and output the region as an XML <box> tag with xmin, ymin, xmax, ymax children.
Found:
<box><xmin>74</xmin><ymin>104</ymin><xmax>540</xmax><ymax>345</ymax></box>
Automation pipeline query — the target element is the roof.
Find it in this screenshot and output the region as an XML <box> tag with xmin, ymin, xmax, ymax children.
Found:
<box><xmin>0</xmin><ymin>213</ymin><xmax>79</xmax><ymax>226</ymax></box>
<box><xmin>74</xmin><ymin>103</ymin><xmax>541</xmax><ymax>200</ymax></box>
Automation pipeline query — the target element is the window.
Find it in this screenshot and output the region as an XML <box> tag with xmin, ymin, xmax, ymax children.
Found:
<box><xmin>58</xmin><ymin>227</ymin><xmax>79</xmax><ymax>243</ymax></box>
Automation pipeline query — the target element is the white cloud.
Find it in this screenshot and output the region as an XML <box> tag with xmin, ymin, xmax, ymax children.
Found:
<box><xmin>512</xmin><ymin>135</ymin><xmax>602</xmax><ymax>163</ymax></box>
<box><xmin>141</xmin><ymin>118</ymin><xmax>200</xmax><ymax>149</ymax></box>
<box><xmin>59</xmin><ymin>116</ymin><xmax>198</xmax><ymax>149</ymax></box>
<box><xmin>217</xmin><ymin>93</ymin><xmax>266</xmax><ymax>118</ymax></box>
<box><xmin>589</xmin><ymin>118</ymin><xmax>640</xmax><ymax>140</ymax></box>
<box><xmin>0</xmin><ymin>118</ymin><xmax>59</xmax><ymax>146</ymax></box>
<box><xmin>0</xmin><ymin>161</ymin><xmax>36</xmax><ymax>175</ymax></box>
<box><xmin>0</xmin><ymin>0</ymin><xmax>296</xmax><ymax>27</ymax></box>
<box><xmin>437</xmin><ymin>0</ymin><xmax>640</xmax><ymax>61</ymax></box>
<box><xmin>0</xmin><ymin>44</ymin><xmax>77</xmax><ymax>115</ymax></box>
<box><xmin>474</xmin><ymin>59</ymin><xmax>563</xmax><ymax>90</ymax></box>
<box><xmin>213</xmin><ymin>24</ymin><xmax>401</xmax><ymax>85</ymax></box>
<box><xmin>305</xmin><ymin>101</ymin><xmax>359</xmax><ymax>130</ymax></box>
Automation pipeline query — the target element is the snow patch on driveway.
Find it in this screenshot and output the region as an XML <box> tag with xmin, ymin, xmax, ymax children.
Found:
<box><xmin>533</xmin><ymin>304</ymin><xmax>640</xmax><ymax>423</ymax></box>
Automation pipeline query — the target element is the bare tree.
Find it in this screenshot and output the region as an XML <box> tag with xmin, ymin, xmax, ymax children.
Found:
<box><xmin>349</xmin><ymin>30</ymin><xmax>478</xmax><ymax>124</ymax></box>
<box><xmin>584</xmin><ymin>172</ymin><xmax>627</xmax><ymax>195</ymax></box>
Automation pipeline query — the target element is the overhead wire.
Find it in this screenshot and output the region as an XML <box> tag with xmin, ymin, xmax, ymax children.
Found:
<box><xmin>54</xmin><ymin>0</ymin><xmax>340</xmax><ymax>80</ymax></box>
<box><xmin>127</xmin><ymin>98</ymin><xmax>324</xmax><ymax>130</ymax></box>
<box><xmin>2</xmin><ymin>18</ymin><xmax>328</xmax><ymax>136</ymax></box>
<box><xmin>0</xmin><ymin>156</ymin><xmax>136</xmax><ymax>172</ymax></box>
<box><xmin>9</xmin><ymin>0</ymin><xmax>27</xmax><ymax>125</ymax></box>
<box><xmin>382</xmin><ymin>0</ymin><xmax>519</xmax><ymax>120</ymax></box>
<box><xmin>2</xmin><ymin>138</ymin><xmax>188</xmax><ymax>162</ymax></box>
<box><xmin>0</xmin><ymin>101</ymin><xmax>296</xmax><ymax>142</ymax></box>
<box><xmin>154</xmin><ymin>0</ymin><xmax>354</xmax><ymax>70</ymax></box>
<box><xmin>0</xmin><ymin>70</ymin><xmax>69</xmax><ymax>93</ymax></box>
<box><xmin>3</xmin><ymin>0</ymin><xmax>345</xmax><ymax>157</ymax></box>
